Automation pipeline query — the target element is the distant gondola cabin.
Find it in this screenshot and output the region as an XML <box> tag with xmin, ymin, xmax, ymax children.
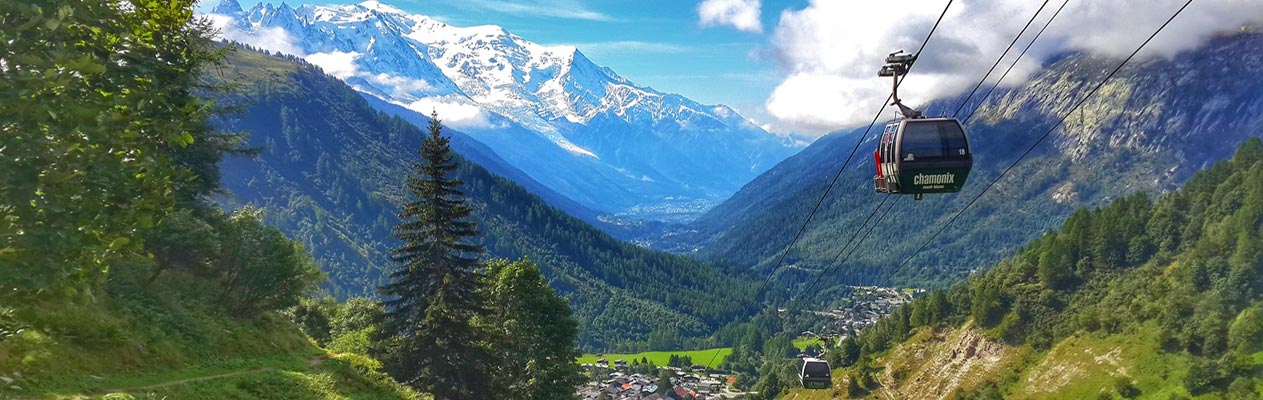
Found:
<box><xmin>799</xmin><ymin>357</ymin><xmax>831</xmax><ymax>389</ymax></box>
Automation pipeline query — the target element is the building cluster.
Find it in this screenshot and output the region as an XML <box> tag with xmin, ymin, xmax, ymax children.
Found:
<box><xmin>577</xmin><ymin>361</ymin><xmax>729</xmax><ymax>400</ymax></box>
<box><xmin>816</xmin><ymin>286</ymin><xmax>920</xmax><ymax>337</ymax></box>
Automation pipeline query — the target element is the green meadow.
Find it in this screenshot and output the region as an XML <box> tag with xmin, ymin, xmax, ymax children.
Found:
<box><xmin>577</xmin><ymin>348</ymin><xmax>732</xmax><ymax>369</ymax></box>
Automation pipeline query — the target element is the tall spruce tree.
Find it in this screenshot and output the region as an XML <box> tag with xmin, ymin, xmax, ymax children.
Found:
<box><xmin>379</xmin><ymin>112</ymin><xmax>492</xmax><ymax>399</ymax></box>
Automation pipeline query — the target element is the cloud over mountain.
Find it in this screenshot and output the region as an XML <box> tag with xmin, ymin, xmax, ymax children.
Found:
<box><xmin>764</xmin><ymin>0</ymin><xmax>1262</xmax><ymax>136</ymax></box>
<box><xmin>698</xmin><ymin>0</ymin><xmax>763</xmax><ymax>33</ymax></box>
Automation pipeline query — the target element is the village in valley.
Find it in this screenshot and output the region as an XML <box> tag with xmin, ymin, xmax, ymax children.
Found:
<box><xmin>576</xmin><ymin>359</ymin><xmax>738</xmax><ymax>400</ymax></box>
<box><xmin>806</xmin><ymin>286</ymin><xmax>921</xmax><ymax>339</ymax></box>
<box><xmin>576</xmin><ymin>286</ymin><xmax>919</xmax><ymax>399</ymax></box>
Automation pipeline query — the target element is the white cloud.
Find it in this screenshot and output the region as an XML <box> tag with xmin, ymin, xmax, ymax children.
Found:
<box><xmin>304</xmin><ymin>51</ymin><xmax>360</xmax><ymax>79</ymax></box>
<box><xmin>368</xmin><ymin>73</ymin><xmax>435</xmax><ymax>95</ymax></box>
<box><xmin>458</xmin><ymin>0</ymin><xmax>614</xmax><ymax>21</ymax></box>
<box><xmin>698</xmin><ymin>0</ymin><xmax>763</xmax><ymax>33</ymax></box>
<box><xmin>764</xmin><ymin>0</ymin><xmax>1263</xmax><ymax>137</ymax></box>
<box><xmin>304</xmin><ymin>52</ymin><xmax>436</xmax><ymax>98</ymax></box>
<box><xmin>562</xmin><ymin>41</ymin><xmax>693</xmax><ymax>56</ymax></box>
<box><xmin>207</xmin><ymin>14</ymin><xmax>305</xmax><ymax>56</ymax></box>
<box><xmin>405</xmin><ymin>97</ymin><xmax>492</xmax><ymax>129</ymax></box>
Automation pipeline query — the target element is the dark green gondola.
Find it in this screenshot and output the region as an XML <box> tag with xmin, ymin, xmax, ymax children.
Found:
<box><xmin>873</xmin><ymin>117</ymin><xmax>972</xmax><ymax>199</ymax></box>
<box><xmin>871</xmin><ymin>51</ymin><xmax>973</xmax><ymax>200</ymax></box>
<box><xmin>799</xmin><ymin>357</ymin><xmax>832</xmax><ymax>389</ymax></box>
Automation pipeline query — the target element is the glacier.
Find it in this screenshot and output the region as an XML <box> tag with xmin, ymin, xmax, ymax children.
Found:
<box><xmin>209</xmin><ymin>0</ymin><xmax>802</xmax><ymax>221</ymax></box>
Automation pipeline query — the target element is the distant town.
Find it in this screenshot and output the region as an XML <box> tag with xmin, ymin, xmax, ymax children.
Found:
<box><xmin>578</xmin><ymin>286</ymin><xmax>919</xmax><ymax>399</ymax></box>
<box><xmin>576</xmin><ymin>361</ymin><xmax>749</xmax><ymax>400</ymax></box>
<box><xmin>803</xmin><ymin>286</ymin><xmax>921</xmax><ymax>339</ymax></box>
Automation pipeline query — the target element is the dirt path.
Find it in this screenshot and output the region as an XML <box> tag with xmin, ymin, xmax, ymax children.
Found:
<box><xmin>78</xmin><ymin>356</ymin><xmax>327</xmax><ymax>398</ymax></box>
<box><xmin>90</xmin><ymin>366</ymin><xmax>276</xmax><ymax>396</ymax></box>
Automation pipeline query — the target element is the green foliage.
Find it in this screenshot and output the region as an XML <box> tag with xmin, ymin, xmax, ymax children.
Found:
<box><xmin>483</xmin><ymin>259</ymin><xmax>585</xmax><ymax>400</ymax></box>
<box><xmin>832</xmin><ymin>338</ymin><xmax>861</xmax><ymax>368</ymax></box>
<box><xmin>0</xmin><ymin>0</ymin><xmax>244</xmax><ymax>300</ymax></box>
<box><xmin>749</xmin><ymin>359</ymin><xmax>798</xmax><ymax>400</ymax></box>
<box><xmin>377</xmin><ymin>113</ymin><xmax>492</xmax><ymax>399</ymax></box>
<box><xmin>290</xmin><ymin>296</ymin><xmax>386</xmax><ymax>355</ymax></box>
<box><xmin>714</xmin><ymin>310</ymin><xmax>786</xmax><ymax>376</ymax></box>
<box><xmin>331</xmin><ymin>297</ymin><xmax>384</xmax><ymax>340</ymax></box>
<box><xmin>218</xmin><ymin>207</ymin><xmax>324</xmax><ymax>317</ymax></box>
<box><xmin>1113</xmin><ymin>377</ymin><xmax>1141</xmax><ymax>398</ymax></box>
<box><xmin>327</xmin><ymin>326</ymin><xmax>375</xmax><ymax>356</ymax></box>
<box><xmin>733</xmin><ymin>372</ymin><xmax>755</xmax><ymax>391</ymax></box>
<box><xmin>657</xmin><ymin>369</ymin><xmax>673</xmax><ymax>395</ymax></box>
<box><xmin>1228</xmin><ymin>302</ymin><xmax>1263</xmax><ymax>354</ymax></box>
<box><xmin>292</xmin><ymin>297</ymin><xmax>338</xmax><ymax>345</ymax></box>
<box><xmin>0</xmin><ymin>1</ymin><xmax>410</xmax><ymax>397</ymax></box>
<box><xmin>141</xmin><ymin>209</ymin><xmax>221</xmax><ymax>284</ymax></box>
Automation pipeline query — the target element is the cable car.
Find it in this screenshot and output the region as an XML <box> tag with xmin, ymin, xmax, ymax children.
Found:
<box><xmin>873</xmin><ymin>118</ymin><xmax>972</xmax><ymax>199</ymax></box>
<box><xmin>872</xmin><ymin>51</ymin><xmax>973</xmax><ymax>200</ymax></box>
<box><xmin>799</xmin><ymin>357</ymin><xmax>832</xmax><ymax>389</ymax></box>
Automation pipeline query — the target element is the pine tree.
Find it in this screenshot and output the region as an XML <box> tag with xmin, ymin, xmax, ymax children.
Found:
<box><xmin>378</xmin><ymin>112</ymin><xmax>492</xmax><ymax>399</ymax></box>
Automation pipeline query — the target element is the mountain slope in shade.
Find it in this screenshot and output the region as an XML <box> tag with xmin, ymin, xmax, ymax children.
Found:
<box><xmin>209</xmin><ymin>1</ymin><xmax>801</xmax><ymax>220</ymax></box>
<box><xmin>690</xmin><ymin>30</ymin><xmax>1263</xmax><ymax>290</ymax></box>
<box><xmin>358</xmin><ymin>93</ymin><xmax>602</xmax><ymax>224</ymax></box>
<box><xmin>210</xmin><ymin>49</ymin><xmax>758</xmax><ymax>350</ymax></box>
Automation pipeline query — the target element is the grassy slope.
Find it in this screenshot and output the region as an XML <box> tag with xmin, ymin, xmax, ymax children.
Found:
<box><xmin>794</xmin><ymin>337</ymin><xmax>824</xmax><ymax>350</ymax></box>
<box><xmin>0</xmin><ymin>263</ymin><xmax>420</xmax><ymax>399</ymax></box>
<box><xmin>572</xmin><ymin>337</ymin><xmax>816</xmax><ymax>373</ymax></box>
<box><xmin>785</xmin><ymin>324</ymin><xmax>1262</xmax><ymax>400</ymax></box>
<box><xmin>0</xmin><ymin>49</ymin><xmax>416</xmax><ymax>400</ymax></box>
<box><xmin>1009</xmin><ymin>328</ymin><xmax>1190</xmax><ymax>400</ymax></box>
<box><xmin>577</xmin><ymin>348</ymin><xmax>732</xmax><ymax>369</ymax></box>
<box><xmin>86</xmin><ymin>354</ymin><xmax>419</xmax><ymax>400</ymax></box>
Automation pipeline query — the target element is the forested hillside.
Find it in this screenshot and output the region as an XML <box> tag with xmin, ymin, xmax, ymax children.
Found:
<box><xmin>777</xmin><ymin>139</ymin><xmax>1263</xmax><ymax>399</ymax></box>
<box><xmin>690</xmin><ymin>29</ymin><xmax>1263</xmax><ymax>292</ymax></box>
<box><xmin>211</xmin><ymin>48</ymin><xmax>759</xmax><ymax>351</ymax></box>
<box><xmin>358</xmin><ymin>93</ymin><xmax>603</xmax><ymax>225</ymax></box>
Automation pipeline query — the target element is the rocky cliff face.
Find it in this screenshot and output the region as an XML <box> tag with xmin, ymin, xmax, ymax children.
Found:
<box><xmin>877</xmin><ymin>324</ymin><xmax>1019</xmax><ymax>400</ymax></box>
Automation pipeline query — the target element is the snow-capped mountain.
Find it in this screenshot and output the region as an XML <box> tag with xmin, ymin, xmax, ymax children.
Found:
<box><xmin>209</xmin><ymin>0</ymin><xmax>802</xmax><ymax>220</ymax></box>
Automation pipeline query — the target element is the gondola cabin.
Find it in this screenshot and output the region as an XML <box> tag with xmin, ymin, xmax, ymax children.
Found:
<box><xmin>874</xmin><ymin>118</ymin><xmax>972</xmax><ymax>199</ymax></box>
<box><xmin>799</xmin><ymin>357</ymin><xmax>832</xmax><ymax>389</ymax></box>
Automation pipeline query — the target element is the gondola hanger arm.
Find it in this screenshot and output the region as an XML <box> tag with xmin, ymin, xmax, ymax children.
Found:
<box><xmin>879</xmin><ymin>51</ymin><xmax>924</xmax><ymax>119</ymax></box>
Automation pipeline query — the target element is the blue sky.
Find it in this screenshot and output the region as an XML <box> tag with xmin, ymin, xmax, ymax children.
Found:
<box><xmin>410</xmin><ymin>0</ymin><xmax>807</xmax><ymax>117</ymax></box>
<box><xmin>208</xmin><ymin>0</ymin><xmax>806</xmax><ymax>131</ymax></box>
<box><xmin>203</xmin><ymin>0</ymin><xmax>1253</xmax><ymax>137</ymax></box>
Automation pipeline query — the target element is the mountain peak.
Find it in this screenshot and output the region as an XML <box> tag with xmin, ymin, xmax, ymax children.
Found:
<box><xmin>212</xmin><ymin>0</ymin><xmax>243</xmax><ymax>15</ymax></box>
<box><xmin>356</xmin><ymin>0</ymin><xmax>405</xmax><ymax>15</ymax></box>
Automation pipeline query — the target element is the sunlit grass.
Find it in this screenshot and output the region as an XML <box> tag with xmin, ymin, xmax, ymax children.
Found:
<box><xmin>577</xmin><ymin>347</ymin><xmax>732</xmax><ymax>369</ymax></box>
